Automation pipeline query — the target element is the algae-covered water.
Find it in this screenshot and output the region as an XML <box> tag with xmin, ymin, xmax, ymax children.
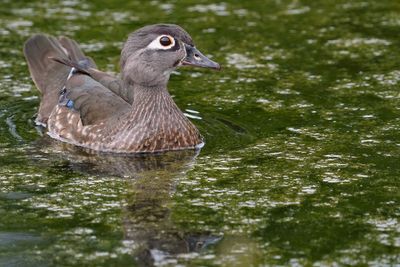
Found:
<box><xmin>1</xmin><ymin>0</ymin><xmax>400</xmax><ymax>266</ymax></box>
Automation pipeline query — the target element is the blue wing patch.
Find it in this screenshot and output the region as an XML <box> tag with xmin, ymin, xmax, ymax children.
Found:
<box><xmin>66</xmin><ymin>99</ymin><xmax>74</xmax><ymax>109</ymax></box>
<box><xmin>58</xmin><ymin>86</ymin><xmax>75</xmax><ymax>110</ymax></box>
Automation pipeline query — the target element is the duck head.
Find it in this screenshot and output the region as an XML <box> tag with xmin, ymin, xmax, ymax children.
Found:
<box><xmin>121</xmin><ymin>24</ymin><xmax>220</xmax><ymax>87</ymax></box>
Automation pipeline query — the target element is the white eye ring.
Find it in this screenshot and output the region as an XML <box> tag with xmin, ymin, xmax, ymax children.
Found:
<box><xmin>147</xmin><ymin>35</ymin><xmax>175</xmax><ymax>50</ymax></box>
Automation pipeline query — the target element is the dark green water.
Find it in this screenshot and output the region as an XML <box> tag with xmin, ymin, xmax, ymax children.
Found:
<box><xmin>1</xmin><ymin>0</ymin><xmax>400</xmax><ymax>266</ymax></box>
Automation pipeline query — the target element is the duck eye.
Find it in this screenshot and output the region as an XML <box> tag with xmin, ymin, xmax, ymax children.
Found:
<box><xmin>159</xmin><ymin>36</ymin><xmax>172</xmax><ymax>47</ymax></box>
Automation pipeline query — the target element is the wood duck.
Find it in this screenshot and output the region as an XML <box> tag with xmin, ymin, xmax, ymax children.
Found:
<box><xmin>24</xmin><ymin>24</ymin><xmax>220</xmax><ymax>153</ymax></box>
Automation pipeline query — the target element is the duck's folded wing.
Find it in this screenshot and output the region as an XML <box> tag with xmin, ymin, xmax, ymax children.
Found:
<box><xmin>60</xmin><ymin>74</ymin><xmax>130</xmax><ymax>126</ymax></box>
<box><xmin>52</xmin><ymin>56</ymin><xmax>133</xmax><ymax>104</ymax></box>
<box><xmin>85</xmin><ymin>69</ymin><xmax>133</xmax><ymax>104</ymax></box>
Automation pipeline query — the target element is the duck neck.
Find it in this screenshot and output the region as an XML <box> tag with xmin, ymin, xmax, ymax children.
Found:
<box><xmin>129</xmin><ymin>82</ymin><xmax>181</xmax><ymax>121</ymax></box>
<box><xmin>132</xmin><ymin>83</ymin><xmax>168</xmax><ymax>103</ymax></box>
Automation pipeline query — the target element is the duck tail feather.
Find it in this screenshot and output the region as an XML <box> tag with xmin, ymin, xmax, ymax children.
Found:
<box><xmin>24</xmin><ymin>34</ymin><xmax>74</xmax><ymax>125</ymax></box>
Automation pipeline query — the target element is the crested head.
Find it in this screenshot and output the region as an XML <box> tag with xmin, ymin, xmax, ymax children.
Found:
<box><xmin>120</xmin><ymin>24</ymin><xmax>220</xmax><ymax>88</ymax></box>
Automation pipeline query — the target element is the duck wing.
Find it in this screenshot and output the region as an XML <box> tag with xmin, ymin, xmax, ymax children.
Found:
<box><xmin>59</xmin><ymin>73</ymin><xmax>130</xmax><ymax>126</ymax></box>
<box><xmin>52</xmin><ymin>56</ymin><xmax>133</xmax><ymax>104</ymax></box>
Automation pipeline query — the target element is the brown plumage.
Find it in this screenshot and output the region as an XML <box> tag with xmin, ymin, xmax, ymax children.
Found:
<box><xmin>23</xmin><ymin>24</ymin><xmax>220</xmax><ymax>153</ymax></box>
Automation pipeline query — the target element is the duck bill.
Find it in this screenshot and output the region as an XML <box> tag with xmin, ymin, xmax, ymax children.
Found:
<box><xmin>182</xmin><ymin>44</ymin><xmax>221</xmax><ymax>70</ymax></box>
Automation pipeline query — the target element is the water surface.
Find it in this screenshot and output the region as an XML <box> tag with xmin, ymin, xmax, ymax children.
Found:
<box><xmin>1</xmin><ymin>0</ymin><xmax>400</xmax><ymax>266</ymax></box>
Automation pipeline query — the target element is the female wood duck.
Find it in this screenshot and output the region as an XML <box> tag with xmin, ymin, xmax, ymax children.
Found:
<box><xmin>24</xmin><ymin>24</ymin><xmax>220</xmax><ymax>153</ymax></box>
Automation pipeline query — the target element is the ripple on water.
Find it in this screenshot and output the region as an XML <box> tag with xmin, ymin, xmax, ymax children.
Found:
<box><xmin>95</xmin><ymin>11</ymin><xmax>138</xmax><ymax>23</ymax></box>
<box><xmin>6</xmin><ymin>115</ymin><xmax>24</xmax><ymax>142</ymax></box>
<box><xmin>48</xmin><ymin>7</ymin><xmax>91</xmax><ymax>20</ymax></box>
<box><xmin>10</xmin><ymin>8</ymin><xmax>34</xmax><ymax>16</ymax></box>
<box><xmin>225</xmin><ymin>53</ymin><xmax>264</xmax><ymax>69</ymax></box>
<box><xmin>1</xmin><ymin>19</ymin><xmax>32</xmax><ymax>37</ymax></box>
<box><xmin>9</xmin><ymin>174</ymin><xmax>127</xmax><ymax>220</ymax></box>
<box><xmin>184</xmin><ymin>109</ymin><xmax>202</xmax><ymax>120</ymax></box>
<box><xmin>367</xmin><ymin>218</ymin><xmax>400</xmax><ymax>247</ymax></box>
<box><xmin>381</xmin><ymin>12</ymin><xmax>400</xmax><ymax>27</ymax></box>
<box><xmin>326</xmin><ymin>38</ymin><xmax>391</xmax><ymax>47</ymax></box>
<box><xmin>324</xmin><ymin>37</ymin><xmax>391</xmax><ymax>61</ymax></box>
<box><xmin>370</xmin><ymin>71</ymin><xmax>400</xmax><ymax>87</ymax></box>
<box><xmin>187</xmin><ymin>3</ymin><xmax>229</xmax><ymax>16</ymax></box>
<box><xmin>79</xmin><ymin>42</ymin><xmax>106</xmax><ymax>52</ymax></box>
<box><xmin>0</xmin><ymin>232</ymin><xmax>42</xmax><ymax>246</ymax></box>
<box><xmin>158</xmin><ymin>3</ymin><xmax>174</xmax><ymax>14</ymax></box>
<box><xmin>284</xmin><ymin>6</ymin><xmax>310</xmax><ymax>15</ymax></box>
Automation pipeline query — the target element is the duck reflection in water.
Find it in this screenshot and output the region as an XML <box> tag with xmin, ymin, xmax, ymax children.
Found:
<box><xmin>34</xmin><ymin>137</ymin><xmax>222</xmax><ymax>266</ymax></box>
